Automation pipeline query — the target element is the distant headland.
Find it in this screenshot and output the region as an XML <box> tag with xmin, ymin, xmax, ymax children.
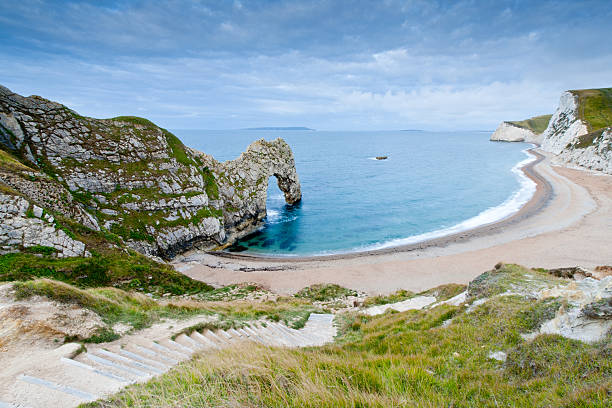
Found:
<box><xmin>244</xmin><ymin>126</ymin><xmax>315</xmax><ymax>131</ymax></box>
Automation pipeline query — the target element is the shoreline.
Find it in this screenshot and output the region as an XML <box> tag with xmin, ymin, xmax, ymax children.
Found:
<box><xmin>185</xmin><ymin>147</ymin><xmax>551</xmax><ymax>263</ymax></box>
<box><xmin>175</xmin><ymin>150</ymin><xmax>611</xmax><ymax>295</ymax></box>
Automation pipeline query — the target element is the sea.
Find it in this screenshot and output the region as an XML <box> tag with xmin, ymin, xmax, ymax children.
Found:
<box><xmin>172</xmin><ymin>130</ymin><xmax>535</xmax><ymax>256</ymax></box>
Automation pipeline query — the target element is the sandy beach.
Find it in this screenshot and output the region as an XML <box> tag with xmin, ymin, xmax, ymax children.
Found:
<box><xmin>174</xmin><ymin>149</ymin><xmax>612</xmax><ymax>295</ymax></box>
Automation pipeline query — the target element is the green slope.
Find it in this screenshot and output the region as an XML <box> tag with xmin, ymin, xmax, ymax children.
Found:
<box><xmin>572</xmin><ymin>87</ymin><xmax>612</xmax><ymax>132</ymax></box>
<box><xmin>508</xmin><ymin>114</ymin><xmax>552</xmax><ymax>134</ymax></box>
<box><xmin>87</xmin><ymin>264</ymin><xmax>612</xmax><ymax>408</ymax></box>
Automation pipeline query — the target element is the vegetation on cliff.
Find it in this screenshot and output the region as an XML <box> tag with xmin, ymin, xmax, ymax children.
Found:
<box><xmin>572</xmin><ymin>87</ymin><xmax>612</xmax><ymax>132</ymax></box>
<box><xmin>85</xmin><ymin>264</ymin><xmax>611</xmax><ymax>407</ymax></box>
<box><xmin>508</xmin><ymin>114</ymin><xmax>552</xmax><ymax>134</ymax></box>
<box><xmin>0</xmin><ymin>85</ymin><xmax>302</xmax><ymax>260</ymax></box>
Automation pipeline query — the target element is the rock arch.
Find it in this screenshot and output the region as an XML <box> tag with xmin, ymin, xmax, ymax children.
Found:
<box><xmin>201</xmin><ymin>138</ymin><xmax>302</xmax><ymax>243</ymax></box>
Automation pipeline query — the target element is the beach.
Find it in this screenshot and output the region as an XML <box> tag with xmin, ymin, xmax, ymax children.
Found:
<box><xmin>173</xmin><ymin>149</ymin><xmax>612</xmax><ymax>294</ymax></box>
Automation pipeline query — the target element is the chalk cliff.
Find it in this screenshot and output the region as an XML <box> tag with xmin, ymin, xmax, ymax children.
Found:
<box><xmin>490</xmin><ymin>122</ymin><xmax>539</xmax><ymax>143</ymax></box>
<box><xmin>492</xmin><ymin>88</ymin><xmax>611</xmax><ymax>175</ymax></box>
<box><xmin>490</xmin><ymin>115</ymin><xmax>551</xmax><ymax>144</ymax></box>
<box><xmin>0</xmin><ymin>85</ymin><xmax>301</xmax><ymax>258</ymax></box>
<box><xmin>540</xmin><ymin>88</ymin><xmax>612</xmax><ymax>174</ymax></box>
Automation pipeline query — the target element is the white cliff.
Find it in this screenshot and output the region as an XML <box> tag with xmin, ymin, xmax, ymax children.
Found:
<box><xmin>554</xmin><ymin>127</ymin><xmax>612</xmax><ymax>174</ymax></box>
<box><xmin>490</xmin><ymin>122</ymin><xmax>538</xmax><ymax>143</ymax></box>
<box><xmin>540</xmin><ymin>90</ymin><xmax>611</xmax><ymax>174</ymax></box>
<box><xmin>541</xmin><ymin>91</ymin><xmax>589</xmax><ymax>154</ymax></box>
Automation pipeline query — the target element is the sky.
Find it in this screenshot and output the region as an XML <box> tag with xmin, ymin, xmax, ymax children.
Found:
<box><xmin>1</xmin><ymin>0</ymin><xmax>611</xmax><ymax>131</ymax></box>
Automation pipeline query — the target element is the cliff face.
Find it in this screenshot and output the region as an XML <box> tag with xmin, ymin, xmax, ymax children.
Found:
<box><xmin>553</xmin><ymin>127</ymin><xmax>612</xmax><ymax>174</ymax></box>
<box><xmin>492</xmin><ymin>88</ymin><xmax>611</xmax><ymax>175</ymax></box>
<box><xmin>541</xmin><ymin>88</ymin><xmax>612</xmax><ymax>174</ymax></box>
<box><xmin>541</xmin><ymin>91</ymin><xmax>589</xmax><ymax>154</ymax></box>
<box><xmin>0</xmin><ymin>85</ymin><xmax>301</xmax><ymax>259</ymax></box>
<box><xmin>490</xmin><ymin>122</ymin><xmax>539</xmax><ymax>143</ymax></box>
<box><xmin>490</xmin><ymin>115</ymin><xmax>552</xmax><ymax>144</ymax></box>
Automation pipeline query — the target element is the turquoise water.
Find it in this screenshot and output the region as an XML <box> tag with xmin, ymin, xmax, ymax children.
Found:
<box><xmin>173</xmin><ymin>130</ymin><xmax>534</xmax><ymax>256</ymax></box>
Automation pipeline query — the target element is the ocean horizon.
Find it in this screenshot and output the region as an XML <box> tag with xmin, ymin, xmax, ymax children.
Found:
<box><xmin>173</xmin><ymin>129</ymin><xmax>535</xmax><ymax>256</ymax></box>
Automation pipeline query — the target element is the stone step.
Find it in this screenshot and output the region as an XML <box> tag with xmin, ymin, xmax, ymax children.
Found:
<box><xmin>227</xmin><ymin>328</ymin><xmax>244</xmax><ymax>339</ymax></box>
<box><xmin>81</xmin><ymin>352</ymin><xmax>150</xmax><ymax>379</ymax></box>
<box><xmin>191</xmin><ymin>331</ymin><xmax>220</xmax><ymax>349</ymax></box>
<box><xmin>115</xmin><ymin>348</ymin><xmax>170</xmax><ymax>370</ymax></box>
<box><xmin>150</xmin><ymin>341</ymin><xmax>190</xmax><ymax>360</ymax></box>
<box><xmin>175</xmin><ymin>333</ymin><xmax>206</xmax><ymax>351</ymax></box>
<box><xmin>2</xmin><ymin>353</ymin><xmax>127</xmax><ymax>407</ymax></box>
<box><xmin>164</xmin><ymin>338</ymin><xmax>195</xmax><ymax>355</ymax></box>
<box><xmin>218</xmin><ymin>329</ymin><xmax>233</xmax><ymax>340</ymax></box>
<box><xmin>255</xmin><ymin>324</ymin><xmax>293</xmax><ymax>347</ymax></box>
<box><xmin>7</xmin><ymin>375</ymin><xmax>85</xmax><ymax>408</ymax></box>
<box><xmin>267</xmin><ymin>324</ymin><xmax>302</xmax><ymax>347</ymax></box>
<box><xmin>18</xmin><ymin>374</ymin><xmax>97</xmax><ymax>404</ymax></box>
<box><xmin>203</xmin><ymin>329</ymin><xmax>228</xmax><ymax>345</ymax></box>
<box><xmin>92</xmin><ymin>349</ymin><xmax>165</xmax><ymax>375</ymax></box>
<box><xmin>61</xmin><ymin>357</ymin><xmax>129</xmax><ymax>383</ymax></box>
<box><xmin>129</xmin><ymin>343</ymin><xmax>179</xmax><ymax>365</ymax></box>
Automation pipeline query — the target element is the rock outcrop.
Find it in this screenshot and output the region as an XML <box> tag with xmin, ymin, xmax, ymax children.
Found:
<box><xmin>490</xmin><ymin>115</ymin><xmax>552</xmax><ymax>144</ymax></box>
<box><xmin>541</xmin><ymin>91</ymin><xmax>590</xmax><ymax>154</ymax></box>
<box><xmin>555</xmin><ymin>127</ymin><xmax>612</xmax><ymax>174</ymax></box>
<box><xmin>0</xmin><ymin>193</ymin><xmax>89</xmax><ymax>257</ymax></box>
<box><xmin>492</xmin><ymin>88</ymin><xmax>611</xmax><ymax>175</ymax></box>
<box><xmin>540</xmin><ymin>89</ymin><xmax>612</xmax><ymax>174</ymax></box>
<box><xmin>0</xmin><ymin>85</ymin><xmax>301</xmax><ymax>259</ymax></box>
<box><xmin>490</xmin><ymin>122</ymin><xmax>539</xmax><ymax>143</ymax></box>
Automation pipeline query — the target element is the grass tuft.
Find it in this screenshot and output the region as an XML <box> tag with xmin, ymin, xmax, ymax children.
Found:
<box><xmin>294</xmin><ymin>284</ymin><xmax>357</xmax><ymax>302</ymax></box>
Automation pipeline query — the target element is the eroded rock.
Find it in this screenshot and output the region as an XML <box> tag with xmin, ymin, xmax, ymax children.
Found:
<box><xmin>0</xmin><ymin>85</ymin><xmax>302</xmax><ymax>258</ymax></box>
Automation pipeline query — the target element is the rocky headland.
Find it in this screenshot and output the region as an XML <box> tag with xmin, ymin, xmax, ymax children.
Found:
<box><xmin>490</xmin><ymin>114</ymin><xmax>552</xmax><ymax>143</ymax></box>
<box><xmin>0</xmin><ymin>85</ymin><xmax>301</xmax><ymax>259</ymax></box>
<box><xmin>491</xmin><ymin>87</ymin><xmax>612</xmax><ymax>174</ymax></box>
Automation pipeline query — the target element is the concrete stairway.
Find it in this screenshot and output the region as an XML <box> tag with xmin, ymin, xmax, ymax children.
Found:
<box><xmin>0</xmin><ymin>313</ymin><xmax>335</xmax><ymax>408</ymax></box>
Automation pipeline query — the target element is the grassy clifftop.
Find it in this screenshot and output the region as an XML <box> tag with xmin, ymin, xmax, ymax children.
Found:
<box><xmin>572</xmin><ymin>87</ymin><xmax>612</xmax><ymax>132</ymax></box>
<box><xmin>88</xmin><ymin>264</ymin><xmax>612</xmax><ymax>407</ymax></box>
<box><xmin>508</xmin><ymin>114</ymin><xmax>552</xmax><ymax>134</ymax></box>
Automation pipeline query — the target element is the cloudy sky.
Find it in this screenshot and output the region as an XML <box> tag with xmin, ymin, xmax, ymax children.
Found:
<box><xmin>1</xmin><ymin>0</ymin><xmax>610</xmax><ymax>130</ymax></box>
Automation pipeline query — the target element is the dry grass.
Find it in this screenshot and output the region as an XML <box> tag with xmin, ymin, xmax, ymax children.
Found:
<box><xmin>88</xmin><ymin>265</ymin><xmax>612</xmax><ymax>407</ymax></box>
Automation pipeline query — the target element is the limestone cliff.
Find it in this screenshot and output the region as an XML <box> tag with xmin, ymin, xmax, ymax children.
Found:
<box><xmin>0</xmin><ymin>85</ymin><xmax>301</xmax><ymax>259</ymax></box>
<box><xmin>541</xmin><ymin>88</ymin><xmax>612</xmax><ymax>174</ymax></box>
<box><xmin>490</xmin><ymin>115</ymin><xmax>551</xmax><ymax>144</ymax></box>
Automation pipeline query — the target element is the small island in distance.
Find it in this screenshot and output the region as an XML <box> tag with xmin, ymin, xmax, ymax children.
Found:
<box><xmin>244</xmin><ymin>126</ymin><xmax>315</xmax><ymax>131</ymax></box>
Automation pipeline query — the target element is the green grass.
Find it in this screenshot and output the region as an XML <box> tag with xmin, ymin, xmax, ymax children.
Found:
<box><xmin>294</xmin><ymin>284</ymin><xmax>357</xmax><ymax>302</ymax></box>
<box><xmin>110</xmin><ymin>116</ymin><xmax>157</xmax><ymax>128</ymax></box>
<box><xmin>508</xmin><ymin>114</ymin><xmax>552</xmax><ymax>134</ymax></box>
<box><xmin>24</xmin><ymin>245</ymin><xmax>57</xmax><ymax>255</ymax></box>
<box><xmin>162</xmin><ymin>129</ymin><xmax>195</xmax><ymax>166</ymax></box>
<box><xmin>363</xmin><ymin>289</ymin><xmax>415</xmax><ymax>306</ymax></box>
<box><xmin>363</xmin><ymin>284</ymin><xmax>466</xmax><ymax>307</ymax></box>
<box><xmin>0</xmin><ymin>251</ymin><xmax>213</xmax><ymax>295</ymax></box>
<box><xmin>86</xmin><ymin>264</ymin><xmax>611</xmax><ymax>408</ymax></box>
<box><xmin>201</xmin><ymin>297</ymin><xmax>321</xmax><ymax>329</ymax></box>
<box><xmin>12</xmin><ymin>278</ymin><xmax>209</xmax><ymax>339</ymax></box>
<box><xmin>0</xmin><ymin>147</ymin><xmax>33</xmax><ymax>171</ymax></box>
<box><xmin>419</xmin><ymin>283</ymin><xmax>466</xmax><ymax>301</ymax></box>
<box><xmin>573</xmin><ymin>88</ymin><xmax>612</xmax><ymax>132</ymax></box>
<box><xmin>568</xmin><ymin>127</ymin><xmax>610</xmax><ymax>150</ymax></box>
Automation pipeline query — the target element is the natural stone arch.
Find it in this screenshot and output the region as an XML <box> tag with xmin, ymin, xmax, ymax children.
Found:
<box><xmin>200</xmin><ymin>138</ymin><xmax>302</xmax><ymax>243</ymax></box>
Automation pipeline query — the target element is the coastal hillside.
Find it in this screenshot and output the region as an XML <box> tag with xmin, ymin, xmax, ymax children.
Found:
<box><xmin>541</xmin><ymin>88</ymin><xmax>612</xmax><ymax>173</ymax></box>
<box><xmin>0</xmin><ymin>85</ymin><xmax>301</xmax><ymax>259</ymax></box>
<box><xmin>492</xmin><ymin>87</ymin><xmax>612</xmax><ymax>174</ymax></box>
<box><xmin>1</xmin><ymin>262</ymin><xmax>610</xmax><ymax>407</ymax></box>
<box><xmin>490</xmin><ymin>114</ymin><xmax>552</xmax><ymax>143</ymax></box>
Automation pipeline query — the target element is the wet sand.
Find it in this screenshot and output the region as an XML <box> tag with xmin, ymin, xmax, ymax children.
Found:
<box><xmin>174</xmin><ymin>149</ymin><xmax>612</xmax><ymax>295</ymax></box>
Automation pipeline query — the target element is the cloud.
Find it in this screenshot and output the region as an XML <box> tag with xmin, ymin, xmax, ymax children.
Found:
<box><xmin>0</xmin><ymin>0</ymin><xmax>610</xmax><ymax>130</ymax></box>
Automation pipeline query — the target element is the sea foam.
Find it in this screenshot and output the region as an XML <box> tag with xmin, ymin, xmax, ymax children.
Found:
<box><xmin>363</xmin><ymin>147</ymin><xmax>537</xmax><ymax>251</ymax></box>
